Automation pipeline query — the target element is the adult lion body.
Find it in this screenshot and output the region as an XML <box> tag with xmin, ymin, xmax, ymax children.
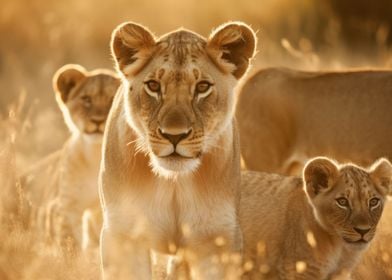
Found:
<box><xmin>240</xmin><ymin>157</ymin><xmax>392</xmax><ymax>279</ymax></box>
<box><xmin>237</xmin><ymin>67</ymin><xmax>392</xmax><ymax>175</ymax></box>
<box><xmin>21</xmin><ymin>65</ymin><xmax>120</xmax><ymax>249</ymax></box>
<box><xmin>99</xmin><ymin>22</ymin><xmax>256</xmax><ymax>279</ymax></box>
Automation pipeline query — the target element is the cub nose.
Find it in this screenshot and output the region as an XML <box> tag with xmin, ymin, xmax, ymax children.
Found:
<box><xmin>158</xmin><ymin>127</ymin><xmax>192</xmax><ymax>146</ymax></box>
<box><xmin>353</xmin><ymin>227</ymin><xmax>371</xmax><ymax>236</ymax></box>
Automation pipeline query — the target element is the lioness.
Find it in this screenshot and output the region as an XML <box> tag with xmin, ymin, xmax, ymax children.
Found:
<box><xmin>99</xmin><ymin>21</ymin><xmax>256</xmax><ymax>279</ymax></box>
<box><xmin>236</xmin><ymin>67</ymin><xmax>392</xmax><ymax>175</ymax></box>
<box><xmin>21</xmin><ymin>64</ymin><xmax>120</xmax><ymax>249</ymax></box>
<box><xmin>240</xmin><ymin>157</ymin><xmax>392</xmax><ymax>279</ymax></box>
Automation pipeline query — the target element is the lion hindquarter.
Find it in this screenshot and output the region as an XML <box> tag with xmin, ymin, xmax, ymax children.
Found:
<box><xmin>237</xmin><ymin>67</ymin><xmax>392</xmax><ymax>175</ymax></box>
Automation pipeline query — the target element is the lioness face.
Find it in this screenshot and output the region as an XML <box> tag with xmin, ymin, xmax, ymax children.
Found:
<box><xmin>304</xmin><ymin>157</ymin><xmax>392</xmax><ymax>248</ymax></box>
<box><xmin>53</xmin><ymin>65</ymin><xmax>120</xmax><ymax>140</ymax></box>
<box><xmin>122</xmin><ymin>37</ymin><xmax>238</xmax><ymax>174</ymax></box>
<box><xmin>111</xmin><ymin>22</ymin><xmax>256</xmax><ymax>176</ymax></box>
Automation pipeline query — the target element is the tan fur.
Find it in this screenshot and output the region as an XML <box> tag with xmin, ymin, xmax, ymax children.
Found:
<box><xmin>21</xmin><ymin>64</ymin><xmax>120</xmax><ymax>249</ymax></box>
<box><xmin>352</xmin><ymin>200</ymin><xmax>392</xmax><ymax>279</ymax></box>
<box><xmin>237</xmin><ymin>67</ymin><xmax>392</xmax><ymax>175</ymax></box>
<box><xmin>240</xmin><ymin>157</ymin><xmax>392</xmax><ymax>279</ymax></box>
<box><xmin>99</xmin><ymin>21</ymin><xmax>256</xmax><ymax>279</ymax></box>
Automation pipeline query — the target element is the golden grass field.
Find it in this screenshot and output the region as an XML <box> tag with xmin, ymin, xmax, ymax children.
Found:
<box><xmin>1</xmin><ymin>0</ymin><xmax>392</xmax><ymax>279</ymax></box>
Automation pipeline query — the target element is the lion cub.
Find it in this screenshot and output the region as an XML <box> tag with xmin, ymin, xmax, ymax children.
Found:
<box><xmin>240</xmin><ymin>157</ymin><xmax>392</xmax><ymax>279</ymax></box>
<box><xmin>21</xmin><ymin>64</ymin><xmax>120</xmax><ymax>249</ymax></box>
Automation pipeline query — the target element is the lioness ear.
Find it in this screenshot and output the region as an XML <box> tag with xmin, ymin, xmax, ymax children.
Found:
<box><xmin>207</xmin><ymin>22</ymin><xmax>257</xmax><ymax>79</ymax></box>
<box><xmin>111</xmin><ymin>22</ymin><xmax>156</xmax><ymax>77</ymax></box>
<box><xmin>303</xmin><ymin>157</ymin><xmax>339</xmax><ymax>199</ymax></box>
<box><xmin>370</xmin><ymin>158</ymin><xmax>392</xmax><ymax>196</ymax></box>
<box><xmin>53</xmin><ymin>64</ymin><xmax>86</xmax><ymax>103</ymax></box>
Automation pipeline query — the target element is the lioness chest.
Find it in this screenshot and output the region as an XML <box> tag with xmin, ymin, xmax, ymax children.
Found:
<box><xmin>106</xmin><ymin>177</ymin><xmax>237</xmax><ymax>254</ymax></box>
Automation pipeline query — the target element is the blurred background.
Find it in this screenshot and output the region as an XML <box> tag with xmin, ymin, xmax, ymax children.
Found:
<box><xmin>0</xmin><ymin>1</ymin><xmax>392</xmax><ymax>278</ymax></box>
<box><xmin>1</xmin><ymin>0</ymin><xmax>392</xmax><ymax>165</ymax></box>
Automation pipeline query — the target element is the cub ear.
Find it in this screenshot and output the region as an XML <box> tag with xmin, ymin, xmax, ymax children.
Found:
<box><xmin>207</xmin><ymin>22</ymin><xmax>257</xmax><ymax>79</ymax></box>
<box><xmin>53</xmin><ymin>64</ymin><xmax>86</xmax><ymax>103</ymax></box>
<box><xmin>111</xmin><ymin>22</ymin><xmax>156</xmax><ymax>77</ymax></box>
<box><xmin>303</xmin><ymin>157</ymin><xmax>339</xmax><ymax>199</ymax></box>
<box><xmin>370</xmin><ymin>158</ymin><xmax>392</xmax><ymax>196</ymax></box>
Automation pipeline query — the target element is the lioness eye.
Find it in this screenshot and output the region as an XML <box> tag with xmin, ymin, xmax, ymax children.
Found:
<box><xmin>369</xmin><ymin>198</ymin><xmax>380</xmax><ymax>208</ymax></box>
<box><xmin>336</xmin><ymin>197</ymin><xmax>349</xmax><ymax>207</ymax></box>
<box><xmin>145</xmin><ymin>80</ymin><xmax>161</xmax><ymax>92</ymax></box>
<box><xmin>195</xmin><ymin>81</ymin><xmax>212</xmax><ymax>94</ymax></box>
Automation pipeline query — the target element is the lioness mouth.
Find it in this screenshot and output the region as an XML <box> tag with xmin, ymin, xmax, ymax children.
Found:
<box><xmin>161</xmin><ymin>151</ymin><xmax>194</xmax><ymax>159</ymax></box>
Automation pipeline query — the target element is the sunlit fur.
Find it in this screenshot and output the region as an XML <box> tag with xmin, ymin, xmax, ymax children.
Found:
<box><xmin>20</xmin><ymin>65</ymin><xmax>120</xmax><ymax>250</ymax></box>
<box><xmin>240</xmin><ymin>157</ymin><xmax>392</xmax><ymax>279</ymax></box>
<box><xmin>100</xmin><ymin>21</ymin><xmax>256</xmax><ymax>279</ymax></box>
<box><xmin>237</xmin><ymin>67</ymin><xmax>392</xmax><ymax>175</ymax></box>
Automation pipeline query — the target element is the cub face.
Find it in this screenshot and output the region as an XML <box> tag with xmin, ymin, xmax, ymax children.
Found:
<box><xmin>53</xmin><ymin>64</ymin><xmax>120</xmax><ymax>139</ymax></box>
<box><xmin>111</xmin><ymin>22</ymin><xmax>256</xmax><ymax>176</ymax></box>
<box><xmin>304</xmin><ymin>157</ymin><xmax>392</xmax><ymax>248</ymax></box>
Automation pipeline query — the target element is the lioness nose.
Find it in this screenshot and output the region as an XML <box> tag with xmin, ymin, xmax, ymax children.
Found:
<box><xmin>158</xmin><ymin>127</ymin><xmax>192</xmax><ymax>146</ymax></box>
<box><xmin>353</xmin><ymin>227</ymin><xmax>370</xmax><ymax>236</ymax></box>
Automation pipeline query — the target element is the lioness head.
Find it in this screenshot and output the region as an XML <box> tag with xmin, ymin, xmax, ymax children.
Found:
<box><xmin>111</xmin><ymin>22</ymin><xmax>256</xmax><ymax>176</ymax></box>
<box><xmin>53</xmin><ymin>64</ymin><xmax>120</xmax><ymax>140</ymax></box>
<box><xmin>304</xmin><ymin>157</ymin><xmax>392</xmax><ymax>247</ymax></box>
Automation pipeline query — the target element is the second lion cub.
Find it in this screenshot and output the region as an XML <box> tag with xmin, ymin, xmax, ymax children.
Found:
<box><xmin>21</xmin><ymin>64</ymin><xmax>120</xmax><ymax>250</ymax></box>
<box><xmin>240</xmin><ymin>157</ymin><xmax>392</xmax><ymax>279</ymax></box>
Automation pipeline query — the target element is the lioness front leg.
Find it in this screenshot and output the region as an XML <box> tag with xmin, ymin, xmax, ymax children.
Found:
<box><xmin>100</xmin><ymin>228</ymin><xmax>152</xmax><ymax>280</ymax></box>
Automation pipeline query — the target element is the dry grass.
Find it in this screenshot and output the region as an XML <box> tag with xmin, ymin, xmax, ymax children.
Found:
<box><xmin>1</xmin><ymin>0</ymin><xmax>392</xmax><ymax>279</ymax></box>
<box><xmin>0</xmin><ymin>97</ymin><xmax>99</xmax><ymax>279</ymax></box>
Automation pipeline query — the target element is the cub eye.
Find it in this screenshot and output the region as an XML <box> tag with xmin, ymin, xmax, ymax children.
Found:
<box><xmin>81</xmin><ymin>96</ymin><xmax>92</xmax><ymax>107</ymax></box>
<box><xmin>145</xmin><ymin>80</ymin><xmax>161</xmax><ymax>93</ymax></box>
<box><xmin>369</xmin><ymin>197</ymin><xmax>380</xmax><ymax>208</ymax></box>
<box><xmin>336</xmin><ymin>197</ymin><xmax>349</xmax><ymax>207</ymax></box>
<box><xmin>195</xmin><ymin>81</ymin><xmax>212</xmax><ymax>94</ymax></box>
